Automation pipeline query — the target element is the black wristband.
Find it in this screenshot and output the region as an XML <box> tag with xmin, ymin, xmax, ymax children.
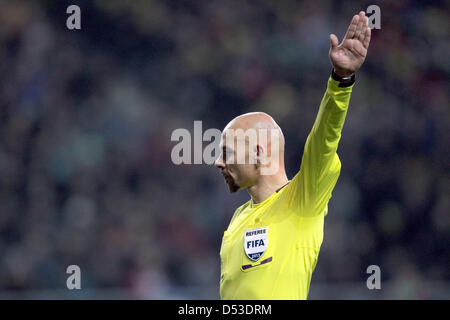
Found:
<box><xmin>331</xmin><ymin>69</ymin><xmax>355</xmax><ymax>87</ymax></box>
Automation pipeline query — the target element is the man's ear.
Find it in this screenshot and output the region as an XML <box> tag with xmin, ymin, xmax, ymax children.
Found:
<box><xmin>255</xmin><ymin>144</ymin><xmax>266</xmax><ymax>166</ymax></box>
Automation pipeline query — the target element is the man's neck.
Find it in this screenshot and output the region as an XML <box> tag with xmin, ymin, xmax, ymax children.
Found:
<box><xmin>247</xmin><ymin>173</ymin><xmax>289</xmax><ymax>204</ymax></box>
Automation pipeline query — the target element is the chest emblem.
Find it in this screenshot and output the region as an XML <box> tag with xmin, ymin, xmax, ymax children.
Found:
<box><xmin>244</xmin><ymin>227</ymin><xmax>268</xmax><ymax>261</ymax></box>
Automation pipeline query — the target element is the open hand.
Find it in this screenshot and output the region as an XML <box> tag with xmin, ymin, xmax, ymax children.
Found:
<box><xmin>329</xmin><ymin>11</ymin><xmax>371</xmax><ymax>77</ymax></box>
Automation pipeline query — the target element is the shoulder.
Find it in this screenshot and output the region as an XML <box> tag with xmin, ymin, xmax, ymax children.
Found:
<box><xmin>233</xmin><ymin>200</ymin><xmax>252</xmax><ymax>217</ymax></box>
<box><xmin>228</xmin><ymin>200</ymin><xmax>251</xmax><ymax>226</ymax></box>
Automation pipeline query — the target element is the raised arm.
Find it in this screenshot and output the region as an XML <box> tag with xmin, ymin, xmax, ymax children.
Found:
<box><xmin>284</xmin><ymin>12</ymin><xmax>371</xmax><ymax>216</ymax></box>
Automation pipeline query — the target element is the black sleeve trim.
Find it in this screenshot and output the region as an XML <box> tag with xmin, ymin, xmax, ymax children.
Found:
<box><xmin>331</xmin><ymin>69</ymin><xmax>356</xmax><ymax>87</ymax></box>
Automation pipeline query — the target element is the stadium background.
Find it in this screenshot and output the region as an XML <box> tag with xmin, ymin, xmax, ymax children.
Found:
<box><xmin>0</xmin><ymin>0</ymin><xmax>448</xmax><ymax>299</ymax></box>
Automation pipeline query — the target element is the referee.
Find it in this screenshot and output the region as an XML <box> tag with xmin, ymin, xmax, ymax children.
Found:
<box><xmin>215</xmin><ymin>12</ymin><xmax>371</xmax><ymax>299</ymax></box>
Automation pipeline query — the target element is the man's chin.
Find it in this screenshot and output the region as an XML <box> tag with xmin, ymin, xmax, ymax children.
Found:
<box><xmin>226</xmin><ymin>182</ymin><xmax>240</xmax><ymax>193</ymax></box>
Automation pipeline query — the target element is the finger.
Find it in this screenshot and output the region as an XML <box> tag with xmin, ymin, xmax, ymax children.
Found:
<box><xmin>358</xmin><ymin>16</ymin><xmax>369</xmax><ymax>43</ymax></box>
<box><xmin>330</xmin><ymin>34</ymin><xmax>339</xmax><ymax>49</ymax></box>
<box><xmin>344</xmin><ymin>14</ymin><xmax>359</xmax><ymax>40</ymax></box>
<box><xmin>353</xmin><ymin>12</ymin><xmax>365</xmax><ymax>39</ymax></box>
<box><xmin>353</xmin><ymin>12</ymin><xmax>366</xmax><ymax>40</ymax></box>
<box><xmin>363</xmin><ymin>27</ymin><xmax>371</xmax><ymax>49</ymax></box>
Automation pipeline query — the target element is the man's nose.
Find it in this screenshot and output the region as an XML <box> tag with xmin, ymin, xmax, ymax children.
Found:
<box><xmin>215</xmin><ymin>156</ymin><xmax>225</xmax><ymax>169</ymax></box>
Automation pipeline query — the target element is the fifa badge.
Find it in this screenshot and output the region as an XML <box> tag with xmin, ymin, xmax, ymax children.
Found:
<box><xmin>244</xmin><ymin>227</ymin><xmax>268</xmax><ymax>261</ymax></box>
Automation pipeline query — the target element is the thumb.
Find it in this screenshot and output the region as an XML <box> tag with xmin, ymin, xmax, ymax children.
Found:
<box><xmin>330</xmin><ymin>34</ymin><xmax>339</xmax><ymax>49</ymax></box>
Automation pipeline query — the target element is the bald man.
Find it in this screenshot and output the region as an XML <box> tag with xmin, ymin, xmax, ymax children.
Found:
<box><xmin>215</xmin><ymin>12</ymin><xmax>371</xmax><ymax>299</ymax></box>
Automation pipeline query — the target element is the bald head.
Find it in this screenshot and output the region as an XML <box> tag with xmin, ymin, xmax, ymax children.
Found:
<box><xmin>224</xmin><ymin>112</ymin><xmax>285</xmax><ymax>157</ymax></box>
<box><xmin>215</xmin><ymin>112</ymin><xmax>288</xmax><ymax>196</ymax></box>
<box><xmin>226</xmin><ymin>112</ymin><xmax>280</xmax><ymax>132</ymax></box>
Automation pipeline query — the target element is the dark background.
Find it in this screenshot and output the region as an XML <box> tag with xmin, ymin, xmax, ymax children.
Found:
<box><xmin>0</xmin><ymin>0</ymin><xmax>448</xmax><ymax>299</ymax></box>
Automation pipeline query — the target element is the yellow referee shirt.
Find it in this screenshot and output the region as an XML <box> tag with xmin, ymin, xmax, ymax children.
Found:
<box><xmin>220</xmin><ymin>77</ymin><xmax>353</xmax><ymax>300</ymax></box>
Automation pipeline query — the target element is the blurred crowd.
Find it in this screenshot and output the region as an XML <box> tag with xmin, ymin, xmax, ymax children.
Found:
<box><xmin>0</xmin><ymin>0</ymin><xmax>448</xmax><ymax>299</ymax></box>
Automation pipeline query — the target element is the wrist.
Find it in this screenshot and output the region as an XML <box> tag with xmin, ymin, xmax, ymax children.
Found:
<box><xmin>331</xmin><ymin>68</ymin><xmax>355</xmax><ymax>87</ymax></box>
<box><xmin>332</xmin><ymin>68</ymin><xmax>354</xmax><ymax>78</ymax></box>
